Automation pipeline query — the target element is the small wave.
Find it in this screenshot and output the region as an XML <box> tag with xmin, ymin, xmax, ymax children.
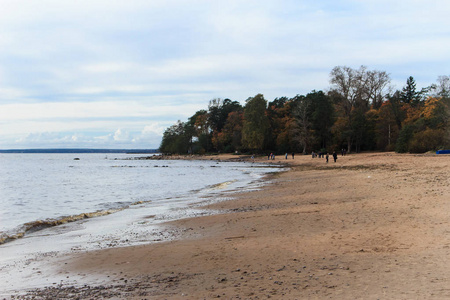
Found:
<box><xmin>189</xmin><ymin>179</ymin><xmax>239</xmax><ymax>194</ymax></box>
<box><xmin>111</xmin><ymin>165</ymin><xmax>137</xmax><ymax>168</ymax></box>
<box><xmin>130</xmin><ymin>200</ymin><xmax>152</xmax><ymax>206</ymax></box>
<box><xmin>0</xmin><ymin>199</ymin><xmax>155</xmax><ymax>245</ymax></box>
<box><xmin>206</xmin><ymin>180</ymin><xmax>238</xmax><ymax>191</ymax></box>
<box><xmin>0</xmin><ymin>208</ymin><xmax>125</xmax><ymax>245</ymax></box>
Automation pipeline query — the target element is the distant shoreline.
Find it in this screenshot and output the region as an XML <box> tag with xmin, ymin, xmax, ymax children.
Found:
<box><xmin>0</xmin><ymin>148</ymin><xmax>159</xmax><ymax>154</ymax></box>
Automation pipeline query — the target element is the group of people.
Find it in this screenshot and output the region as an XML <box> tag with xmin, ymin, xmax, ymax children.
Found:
<box><xmin>266</xmin><ymin>150</ymin><xmax>342</xmax><ymax>163</ymax></box>
<box><xmin>312</xmin><ymin>150</ymin><xmax>338</xmax><ymax>163</ymax></box>
<box><xmin>285</xmin><ymin>152</ymin><xmax>295</xmax><ymax>159</ymax></box>
<box><xmin>268</xmin><ymin>152</ymin><xmax>296</xmax><ymax>160</ymax></box>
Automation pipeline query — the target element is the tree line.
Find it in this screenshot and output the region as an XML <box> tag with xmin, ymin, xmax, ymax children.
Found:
<box><xmin>160</xmin><ymin>66</ymin><xmax>450</xmax><ymax>155</ymax></box>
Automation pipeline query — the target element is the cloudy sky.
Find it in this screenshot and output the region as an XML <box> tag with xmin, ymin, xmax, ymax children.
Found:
<box><xmin>0</xmin><ymin>0</ymin><xmax>449</xmax><ymax>149</ymax></box>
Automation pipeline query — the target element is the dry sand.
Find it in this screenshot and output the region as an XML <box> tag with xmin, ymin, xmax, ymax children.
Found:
<box><xmin>15</xmin><ymin>152</ymin><xmax>450</xmax><ymax>299</ymax></box>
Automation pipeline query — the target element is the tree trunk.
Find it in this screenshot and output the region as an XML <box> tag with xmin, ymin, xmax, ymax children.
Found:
<box><xmin>347</xmin><ymin>137</ymin><xmax>352</xmax><ymax>154</ymax></box>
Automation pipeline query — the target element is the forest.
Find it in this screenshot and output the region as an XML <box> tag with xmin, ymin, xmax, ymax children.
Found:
<box><xmin>160</xmin><ymin>66</ymin><xmax>450</xmax><ymax>155</ymax></box>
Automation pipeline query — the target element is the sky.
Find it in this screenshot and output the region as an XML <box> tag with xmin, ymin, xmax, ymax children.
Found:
<box><xmin>0</xmin><ymin>0</ymin><xmax>449</xmax><ymax>149</ymax></box>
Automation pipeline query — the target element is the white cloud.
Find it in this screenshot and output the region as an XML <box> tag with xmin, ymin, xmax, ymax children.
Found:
<box><xmin>113</xmin><ymin>129</ymin><xmax>129</xmax><ymax>141</ymax></box>
<box><xmin>142</xmin><ymin>123</ymin><xmax>166</xmax><ymax>136</ymax></box>
<box><xmin>10</xmin><ymin>127</ymin><xmax>163</xmax><ymax>149</ymax></box>
<box><xmin>0</xmin><ymin>87</ymin><xmax>27</xmax><ymax>100</ymax></box>
<box><xmin>80</xmin><ymin>63</ymin><xmax>135</xmax><ymax>74</ymax></box>
<box><xmin>13</xmin><ymin>132</ymin><xmax>96</xmax><ymax>148</ymax></box>
<box><xmin>0</xmin><ymin>101</ymin><xmax>204</xmax><ymax>121</ymax></box>
<box><xmin>129</xmin><ymin>123</ymin><xmax>166</xmax><ymax>148</ymax></box>
<box><xmin>1</xmin><ymin>0</ymin><xmax>450</xmax><ymax>149</ymax></box>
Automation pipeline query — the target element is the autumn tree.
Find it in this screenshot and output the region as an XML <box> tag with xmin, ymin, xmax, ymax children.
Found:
<box><xmin>308</xmin><ymin>91</ymin><xmax>335</xmax><ymax>150</ymax></box>
<box><xmin>160</xmin><ymin>68</ymin><xmax>446</xmax><ymax>155</ymax></box>
<box><xmin>329</xmin><ymin>66</ymin><xmax>366</xmax><ymax>152</ymax></box>
<box><xmin>432</xmin><ymin>75</ymin><xmax>450</xmax><ymax>98</ymax></box>
<box><xmin>241</xmin><ymin>94</ymin><xmax>270</xmax><ymax>152</ymax></box>
<box><xmin>329</xmin><ymin>66</ymin><xmax>366</xmax><ymax>116</ymax></box>
<box><xmin>189</xmin><ymin>110</ymin><xmax>211</xmax><ymax>153</ymax></box>
<box><xmin>395</xmin><ymin>95</ymin><xmax>449</xmax><ymax>153</ymax></box>
<box><xmin>266</xmin><ymin>97</ymin><xmax>300</xmax><ymax>152</ymax></box>
<box><xmin>292</xmin><ymin>94</ymin><xmax>313</xmax><ymax>153</ymax></box>
<box><xmin>159</xmin><ymin>121</ymin><xmax>192</xmax><ymax>154</ymax></box>
<box><xmin>329</xmin><ymin>65</ymin><xmax>390</xmax><ymax>152</ymax></box>
<box><xmin>208</xmin><ymin>98</ymin><xmax>242</xmax><ymax>133</ymax></box>
<box><xmin>375</xmin><ymin>101</ymin><xmax>399</xmax><ymax>150</ymax></box>
<box><xmin>386</xmin><ymin>91</ymin><xmax>406</xmax><ymax>131</ymax></box>
<box><xmin>365</xmin><ymin>69</ymin><xmax>391</xmax><ymax>109</ymax></box>
<box><xmin>208</xmin><ymin>98</ymin><xmax>242</xmax><ymax>152</ymax></box>
<box><xmin>214</xmin><ymin>111</ymin><xmax>244</xmax><ymax>152</ymax></box>
<box><xmin>432</xmin><ymin>76</ymin><xmax>450</xmax><ymax>145</ymax></box>
<box><xmin>275</xmin><ymin>117</ymin><xmax>302</xmax><ymax>153</ymax></box>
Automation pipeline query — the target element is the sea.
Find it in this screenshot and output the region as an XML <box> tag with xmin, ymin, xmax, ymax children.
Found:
<box><xmin>0</xmin><ymin>153</ymin><xmax>282</xmax><ymax>249</ymax></box>
<box><xmin>0</xmin><ymin>153</ymin><xmax>283</xmax><ymax>294</ymax></box>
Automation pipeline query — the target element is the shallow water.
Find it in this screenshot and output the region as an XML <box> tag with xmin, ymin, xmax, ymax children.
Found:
<box><xmin>0</xmin><ymin>153</ymin><xmax>283</xmax><ymax>295</ymax></box>
<box><xmin>0</xmin><ymin>153</ymin><xmax>279</xmax><ymax>243</ymax></box>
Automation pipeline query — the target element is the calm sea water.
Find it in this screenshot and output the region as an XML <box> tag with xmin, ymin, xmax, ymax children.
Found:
<box><xmin>0</xmin><ymin>153</ymin><xmax>280</xmax><ymax>243</ymax></box>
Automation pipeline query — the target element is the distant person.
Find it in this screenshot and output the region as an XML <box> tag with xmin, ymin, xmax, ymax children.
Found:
<box><xmin>268</xmin><ymin>153</ymin><xmax>271</xmax><ymax>160</ymax></box>
<box><xmin>326</xmin><ymin>153</ymin><xmax>329</xmax><ymax>163</ymax></box>
<box><xmin>292</xmin><ymin>152</ymin><xmax>295</xmax><ymax>159</ymax></box>
<box><xmin>312</xmin><ymin>151</ymin><xmax>315</xmax><ymax>158</ymax></box>
<box><xmin>333</xmin><ymin>151</ymin><xmax>338</xmax><ymax>162</ymax></box>
<box><xmin>341</xmin><ymin>148</ymin><xmax>344</xmax><ymax>156</ymax></box>
<box><xmin>285</xmin><ymin>153</ymin><xmax>288</xmax><ymax>159</ymax></box>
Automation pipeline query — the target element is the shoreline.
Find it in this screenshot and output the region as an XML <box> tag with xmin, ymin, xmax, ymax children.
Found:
<box><xmin>0</xmin><ymin>156</ymin><xmax>284</xmax><ymax>298</ymax></box>
<box><xmin>0</xmin><ymin>155</ymin><xmax>281</xmax><ymax>246</ymax></box>
<box><xmin>5</xmin><ymin>152</ymin><xmax>450</xmax><ymax>299</ymax></box>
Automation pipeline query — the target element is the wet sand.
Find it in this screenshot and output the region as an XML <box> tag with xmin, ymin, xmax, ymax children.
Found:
<box><xmin>9</xmin><ymin>152</ymin><xmax>450</xmax><ymax>299</ymax></box>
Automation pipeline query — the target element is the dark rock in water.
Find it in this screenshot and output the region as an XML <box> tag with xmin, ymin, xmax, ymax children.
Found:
<box><xmin>73</xmin><ymin>158</ymin><xmax>80</xmax><ymax>160</ymax></box>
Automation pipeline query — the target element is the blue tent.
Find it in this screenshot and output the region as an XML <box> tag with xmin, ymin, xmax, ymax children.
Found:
<box><xmin>436</xmin><ymin>150</ymin><xmax>450</xmax><ymax>154</ymax></box>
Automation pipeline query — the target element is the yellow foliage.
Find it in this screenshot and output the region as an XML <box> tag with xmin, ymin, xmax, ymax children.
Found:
<box><xmin>422</xmin><ymin>97</ymin><xmax>440</xmax><ymax>119</ymax></box>
<box><xmin>403</xmin><ymin>105</ymin><xmax>422</xmax><ymax>125</ymax></box>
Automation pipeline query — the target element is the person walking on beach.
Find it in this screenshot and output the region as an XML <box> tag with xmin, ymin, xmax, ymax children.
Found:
<box><xmin>326</xmin><ymin>153</ymin><xmax>329</xmax><ymax>163</ymax></box>
<box><xmin>333</xmin><ymin>151</ymin><xmax>337</xmax><ymax>163</ymax></box>
<box><xmin>292</xmin><ymin>152</ymin><xmax>295</xmax><ymax>159</ymax></box>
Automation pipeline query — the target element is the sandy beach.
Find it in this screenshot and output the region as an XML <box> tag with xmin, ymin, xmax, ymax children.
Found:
<box><xmin>9</xmin><ymin>152</ymin><xmax>450</xmax><ymax>299</ymax></box>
